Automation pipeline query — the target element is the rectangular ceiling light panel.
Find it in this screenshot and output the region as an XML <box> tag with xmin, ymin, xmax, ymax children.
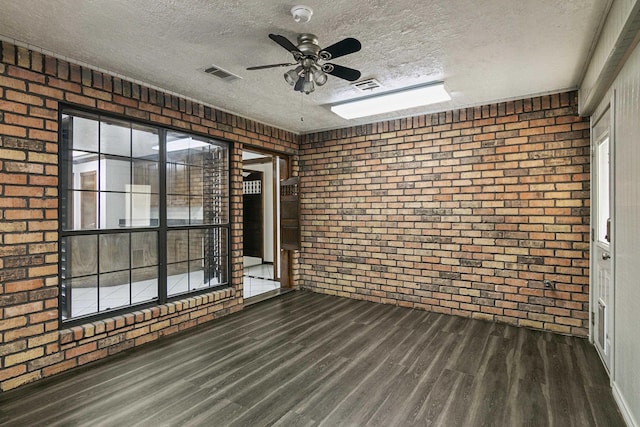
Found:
<box><xmin>331</xmin><ymin>83</ymin><xmax>451</xmax><ymax>119</ymax></box>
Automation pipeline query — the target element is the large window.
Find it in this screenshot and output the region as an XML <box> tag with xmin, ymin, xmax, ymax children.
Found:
<box><xmin>59</xmin><ymin>109</ymin><xmax>229</xmax><ymax>322</ymax></box>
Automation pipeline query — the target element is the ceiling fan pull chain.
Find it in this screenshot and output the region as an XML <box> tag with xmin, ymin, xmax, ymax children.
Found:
<box><xmin>300</xmin><ymin>93</ymin><xmax>304</xmax><ymax>122</ymax></box>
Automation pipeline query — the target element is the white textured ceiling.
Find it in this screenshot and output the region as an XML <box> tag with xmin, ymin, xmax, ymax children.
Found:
<box><xmin>0</xmin><ymin>0</ymin><xmax>608</xmax><ymax>133</ymax></box>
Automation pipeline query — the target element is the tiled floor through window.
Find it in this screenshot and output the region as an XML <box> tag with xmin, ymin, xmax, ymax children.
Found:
<box><xmin>71</xmin><ymin>271</ymin><xmax>213</xmax><ymax>318</ymax></box>
<box><xmin>243</xmin><ymin>258</ymin><xmax>280</xmax><ymax>298</ymax></box>
<box><xmin>72</xmin><ymin>260</ymin><xmax>281</xmax><ymax>316</ymax></box>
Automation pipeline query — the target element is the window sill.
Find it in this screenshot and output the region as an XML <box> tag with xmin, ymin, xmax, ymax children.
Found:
<box><xmin>59</xmin><ymin>287</ymin><xmax>235</xmax><ymax>345</ymax></box>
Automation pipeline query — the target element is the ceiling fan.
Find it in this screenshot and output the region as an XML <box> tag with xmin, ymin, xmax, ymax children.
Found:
<box><xmin>247</xmin><ymin>33</ymin><xmax>362</xmax><ymax>94</ymax></box>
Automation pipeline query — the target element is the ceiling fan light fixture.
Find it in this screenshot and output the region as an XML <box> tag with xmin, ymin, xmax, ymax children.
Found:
<box><xmin>284</xmin><ymin>69</ymin><xmax>298</xmax><ymax>86</ymax></box>
<box><xmin>311</xmin><ymin>65</ymin><xmax>328</xmax><ymax>86</ymax></box>
<box><xmin>284</xmin><ymin>65</ymin><xmax>304</xmax><ymax>86</ymax></box>
<box><xmin>249</xmin><ymin>33</ymin><xmax>362</xmax><ymax>95</ymax></box>
<box><xmin>303</xmin><ymin>78</ymin><xmax>315</xmax><ymax>94</ymax></box>
<box><xmin>331</xmin><ymin>82</ymin><xmax>451</xmax><ymax>119</ymax></box>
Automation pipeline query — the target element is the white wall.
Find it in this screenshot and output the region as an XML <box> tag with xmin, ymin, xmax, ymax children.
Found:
<box><xmin>580</xmin><ymin>0</ymin><xmax>639</xmax><ymax>113</ymax></box>
<box><xmin>581</xmin><ymin>3</ymin><xmax>640</xmax><ymax>425</ymax></box>
<box><xmin>611</xmin><ymin>42</ymin><xmax>640</xmax><ymax>427</ymax></box>
<box><xmin>591</xmin><ymin>30</ymin><xmax>640</xmax><ymax>427</ymax></box>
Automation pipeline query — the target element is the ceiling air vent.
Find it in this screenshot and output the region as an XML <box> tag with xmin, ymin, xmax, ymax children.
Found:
<box><xmin>203</xmin><ymin>65</ymin><xmax>241</xmax><ymax>82</ymax></box>
<box><xmin>352</xmin><ymin>78</ymin><xmax>382</xmax><ymax>92</ymax></box>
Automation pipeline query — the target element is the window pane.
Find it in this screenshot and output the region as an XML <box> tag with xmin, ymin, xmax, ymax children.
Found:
<box><xmin>68</xmin><ymin>276</ymin><xmax>98</xmax><ymax>318</ymax></box>
<box><xmin>100</xmin><ymin>156</ymin><xmax>131</xmax><ymax>192</ymax></box>
<box><xmin>210</xmin><ymin>143</ymin><xmax>229</xmax><ymax>170</ymax></box>
<box><xmin>99</xmin><ymin>233</ymin><xmax>130</xmax><ymax>273</ymax></box>
<box><xmin>167</xmin><ymin>262</ymin><xmax>189</xmax><ymax>296</ymax></box>
<box><xmin>69</xmin><ymin>152</ymin><xmax>100</xmax><ymax>191</ymax></box>
<box><xmin>103</xmin><ymin>192</ymin><xmax>127</xmax><ymax>228</ymax></box>
<box><xmin>100</xmin><ymin>119</ymin><xmax>130</xmax><ymax>157</ymax></box>
<box><xmin>208</xmin><ymin>257</ymin><xmax>228</xmax><ymax>285</ymax></box>
<box><xmin>218</xmin><ymin>257</ymin><xmax>228</xmax><ymax>284</ymax></box>
<box><xmin>65</xmin><ymin>235</ymin><xmax>97</xmax><ymax>277</ymax></box>
<box><xmin>72</xmin><ymin>116</ymin><xmax>99</xmax><ymax>153</ymax></box>
<box><xmin>189</xmin><ymin>166</ymin><xmax>204</xmax><ymax>194</ymax></box>
<box><xmin>188</xmin><ymin>141</ymin><xmax>210</xmax><ymax>167</ymax></box>
<box><xmin>167</xmin><ymin>230</ymin><xmax>188</xmax><ymax>263</ymax></box>
<box><xmin>189</xmin><ymin>229</ymin><xmax>204</xmax><ymax>260</ymax></box>
<box><xmin>131</xmin><ymin>232</ymin><xmax>158</xmax><ymax>268</ymax></box>
<box><xmin>132</xmin><ymin>267</ymin><xmax>158</xmax><ymax>303</ymax></box>
<box><xmin>166</xmin><ymin>132</ymin><xmax>209</xmax><ymax>164</ymax></box>
<box><xmin>192</xmin><ymin>138</ymin><xmax>228</xmax><ymax>165</ymax></box>
<box><xmin>133</xmin><ymin>160</ymin><xmax>159</xmax><ymax>192</ymax></box>
<box><xmin>205</xmin><ymin>152</ymin><xmax>229</xmax><ymax>225</ymax></box>
<box><xmin>99</xmin><ymin>271</ymin><xmax>130</xmax><ymax>311</ymax></box>
<box><xmin>167</xmin><ymin>194</ymin><xmax>189</xmax><ymax>225</ymax></box>
<box><xmin>61</xmin><ymin>110</ymin><xmax>229</xmax><ymax>321</ymax></box>
<box><xmin>205</xmin><ymin>189</ymin><xmax>229</xmax><ymax>224</ymax></box>
<box><xmin>189</xmin><ymin>259</ymin><xmax>205</xmax><ymax>290</ymax></box>
<box><xmin>190</xmin><ymin>196</ymin><xmax>203</xmax><ymax>224</ymax></box>
<box><xmin>165</xmin><ymin>132</ymin><xmax>191</xmax><ymax>164</ymax></box>
<box><xmin>63</xmin><ymin>190</ymin><xmax>99</xmax><ymax>230</ymax></box>
<box><xmin>167</xmin><ymin>163</ymin><xmax>188</xmax><ymax>195</ymax></box>
<box><xmin>132</xmin><ymin>125</ymin><xmax>160</xmax><ymax>160</ymax></box>
<box><xmin>204</xmin><ymin>227</ymin><xmax>229</xmax><ymax>257</ymax></box>
<box><xmin>149</xmin><ymin>194</ymin><xmax>160</xmax><ymax>226</ymax></box>
<box><xmin>129</xmin><ymin>186</ymin><xmax>154</xmax><ymax>227</ymax></box>
<box><xmin>194</xmin><ymin>257</ymin><xmax>227</xmax><ymax>289</ymax></box>
<box><xmin>597</xmin><ymin>138</ymin><xmax>610</xmax><ymax>244</ymax></box>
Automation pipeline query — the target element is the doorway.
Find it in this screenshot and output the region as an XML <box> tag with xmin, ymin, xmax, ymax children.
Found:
<box><xmin>592</xmin><ymin>104</ymin><xmax>613</xmax><ymax>374</ymax></box>
<box><xmin>242</xmin><ymin>149</ymin><xmax>280</xmax><ymax>299</ymax></box>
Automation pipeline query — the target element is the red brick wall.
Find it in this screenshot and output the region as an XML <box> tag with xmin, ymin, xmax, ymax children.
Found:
<box><xmin>299</xmin><ymin>92</ymin><xmax>591</xmax><ymax>336</ymax></box>
<box><xmin>0</xmin><ymin>41</ymin><xmax>297</xmax><ymax>391</ymax></box>
<box><xmin>0</xmin><ymin>37</ymin><xmax>593</xmax><ymax>393</ymax></box>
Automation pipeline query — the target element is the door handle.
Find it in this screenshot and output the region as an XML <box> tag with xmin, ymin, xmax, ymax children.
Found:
<box><xmin>602</xmin><ymin>253</ymin><xmax>611</xmax><ymax>260</ymax></box>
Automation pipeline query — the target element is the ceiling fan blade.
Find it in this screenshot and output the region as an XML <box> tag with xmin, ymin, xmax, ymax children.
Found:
<box><xmin>294</xmin><ymin>74</ymin><xmax>305</xmax><ymax>92</ymax></box>
<box><xmin>268</xmin><ymin>34</ymin><xmax>301</xmax><ymax>54</ymax></box>
<box><xmin>323</xmin><ymin>64</ymin><xmax>361</xmax><ymax>82</ymax></box>
<box><xmin>320</xmin><ymin>38</ymin><xmax>361</xmax><ymax>60</ymax></box>
<box><xmin>246</xmin><ymin>63</ymin><xmax>297</xmax><ymax>70</ymax></box>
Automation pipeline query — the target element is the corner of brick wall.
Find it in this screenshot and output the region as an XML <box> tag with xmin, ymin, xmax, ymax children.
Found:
<box><xmin>299</xmin><ymin>91</ymin><xmax>591</xmax><ymax>337</ymax></box>
<box><xmin>0</xmin><ymin>40</ymin><xmax>298</xmax><ymax>391</ymax></box>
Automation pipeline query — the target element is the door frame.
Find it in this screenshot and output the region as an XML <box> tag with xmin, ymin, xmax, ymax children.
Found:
<box><xmin>590</xmin><ymin>90</ymin><xmax>615</xmax><ymax>378</ymax></box>
<box><xmin>241</xmin><ymin>147</ymin><xmax>293</xmax><ymax>288</ymax></box>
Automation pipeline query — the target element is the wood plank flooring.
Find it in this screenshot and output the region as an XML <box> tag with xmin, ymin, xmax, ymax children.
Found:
<box><xmin>0</xmin><ymin>291</ymin><xmax>626</xmax><ymax>426</ymax></box>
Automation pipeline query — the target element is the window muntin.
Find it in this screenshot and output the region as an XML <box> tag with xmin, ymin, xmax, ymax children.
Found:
<box><xmin>60</xmin><ymin>109</ymin><xmax>230</xmax><ymax>322</ymax></box>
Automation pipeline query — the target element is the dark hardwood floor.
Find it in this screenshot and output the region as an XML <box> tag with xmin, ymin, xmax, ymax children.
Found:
<box><xmin>0</xmin><ymin>291</ymin><xmax>625</xmax><ymax>426</ymax></box>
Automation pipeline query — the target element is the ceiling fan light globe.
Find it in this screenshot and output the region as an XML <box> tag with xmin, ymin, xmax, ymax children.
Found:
<box><xmin>284</xmin><ymin>69</ymin><xmax>299</xmax><ymax>86</ymax></box>
<box><xmin>303</xmin><ymin>79</ymin><xmax>315</xmax><ymax>94</ymax></box>
<box><xmin>315</xmin><ymin>70</ymin><xmax>328</xmax><ymax>86</ymax></box>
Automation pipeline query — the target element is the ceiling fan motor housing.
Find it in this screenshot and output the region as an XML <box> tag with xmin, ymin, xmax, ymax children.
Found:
<box><xmin>297</xmin><ymin>34</ymin><xmax>320</xmax><ymax>59</ymax></box>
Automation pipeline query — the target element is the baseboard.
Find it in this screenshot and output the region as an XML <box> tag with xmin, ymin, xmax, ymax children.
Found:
<box><xmin>613</xmin><ymin>381</ymin><xmax>639</xmax><ymax>427</ymax></box>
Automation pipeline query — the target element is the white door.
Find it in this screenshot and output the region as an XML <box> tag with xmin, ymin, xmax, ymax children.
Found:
<box><xmin>592</xmin><ymin>110</ymin><xmax>613</xmax><ymax>373</ymax></box>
